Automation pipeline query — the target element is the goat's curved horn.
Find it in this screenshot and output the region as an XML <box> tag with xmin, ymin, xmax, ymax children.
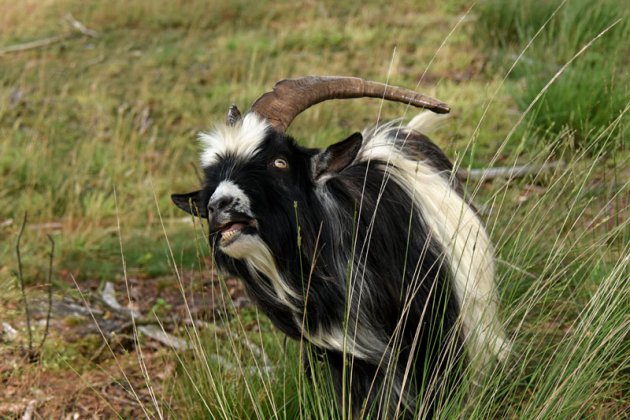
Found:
<box><xmin>250</xmin><ymin>76</ymin><xmax>450</xmax><ymax>132</ymax></box>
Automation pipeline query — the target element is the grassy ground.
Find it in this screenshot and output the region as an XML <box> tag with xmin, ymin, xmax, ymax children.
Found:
<box><xmin>1</xmin><ymin>0</ymin><xmax>627</xmax><ymax>417</ymax></box>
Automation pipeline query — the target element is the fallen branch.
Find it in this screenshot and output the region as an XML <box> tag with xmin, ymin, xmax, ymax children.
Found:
<box><xmin>101</xmin><ymin>281</ymin><xmax>142</xmax><ymax>319</ymax></box>
<box><xmin>89</xmin><ymin>318</ymin><xmax>185</xmax><ymax>362</ymax></box>
<box><xmin>0</xmin><ymin>14</ymin><xmax>98</xmax><ymax>56</ymax></box>
<box><xmin>31</xmin><ymin>296</ymin><xmax>103</xmax><ymax>318</ymax></box>
<box><xmin>457</xmin><ymin>161</ymin><xmax>564</xmax><ymax>183</ymax></box>
<box><xmin>99</xmin><ymin>281</ymin><xmax>189</xmax><ymax>351</ymax></box>
<box><xmin>0</xmin><ymin>34</ymin><xmax>71</xmax><ymax>56</ymax></box>
<box><xmin>138</xmin><ymin>325</ymin><xmax>190</xmax><ymax>350</ymax></box>
<box><xmin>28</xmin><ymin>222</ymin><xmax>63</xmax><ymax>231</ymax></box>
<box><xmin>95</xmin><ymin>281</ymin><xmax>272</xmax><ymax>374</ymax></box>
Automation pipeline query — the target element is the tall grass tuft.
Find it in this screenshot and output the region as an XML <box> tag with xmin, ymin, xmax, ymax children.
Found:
<box><xmin>476</xmin><ymin>0</ymin><xmax>629</xmax><ymax>147</ymax></box>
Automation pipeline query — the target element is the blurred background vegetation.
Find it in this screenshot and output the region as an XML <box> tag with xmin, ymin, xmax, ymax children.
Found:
<box><xmin>0</xmin><ymin>0</ymin><xmax>627</xmax><ymax>417</ymax></box>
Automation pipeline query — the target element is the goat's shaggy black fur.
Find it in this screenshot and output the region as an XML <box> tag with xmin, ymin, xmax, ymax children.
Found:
<box><xmin>173</xmin><ymin>114</ymin><xmax>504</xmax><ymax>418</ymax></box>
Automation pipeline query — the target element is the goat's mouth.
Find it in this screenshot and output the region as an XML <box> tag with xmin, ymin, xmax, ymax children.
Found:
<box><xmin>213</xmin><ymin>217</ymin><xmax>258</xmax><ymax>248</ymax></box>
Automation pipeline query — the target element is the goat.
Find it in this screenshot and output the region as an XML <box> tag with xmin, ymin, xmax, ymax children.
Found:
<box><xmin>172</xmin><ymin>76</ymin><xmax>508</xmax><ymax>418</ymax></box>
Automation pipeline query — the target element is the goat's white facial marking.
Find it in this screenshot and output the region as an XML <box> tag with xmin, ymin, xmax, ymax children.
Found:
<box><xmin>208</xmin><ymin>180</ymin><xmax>259</xmax><ymax>250</ymax></box>
<box><xmin>199</xmin><ymin>112</ymin><xmax>270</xmax><ymax>167</ymax></box>
<box><xmin>211</xmin><ymin>180</ymin><xmax>253</xmax><ymax>216</ymax></box>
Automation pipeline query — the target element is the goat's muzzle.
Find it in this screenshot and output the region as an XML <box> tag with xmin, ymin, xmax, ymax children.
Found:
<box><xmin>210</xmin><ymin>212</ymin><xmax>258</xmax><ymax>248</ymax></box>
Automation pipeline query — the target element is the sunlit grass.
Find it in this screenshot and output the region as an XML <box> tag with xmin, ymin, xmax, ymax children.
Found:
<box><xmin>476</xmin><ymin>0</ymin><xmax>629</xmax><ymax>145</ymax></box>
<box><xmin>1</xmin><ymin>0</ymin><xmax>627</xmax><ymax>417</ymax></box>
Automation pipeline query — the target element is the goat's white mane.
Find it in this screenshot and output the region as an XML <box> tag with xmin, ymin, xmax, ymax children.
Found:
<box><xmin>199</xmin><ymin>112</ymin><xmax>270</xmax><ymax>167</ymax></box>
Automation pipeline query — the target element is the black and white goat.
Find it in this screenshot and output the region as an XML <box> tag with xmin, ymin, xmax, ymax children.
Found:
<box><xmin>172</xmin><ymin>77</ymin><xmax>507</xmax><ymax>417</ymax></box>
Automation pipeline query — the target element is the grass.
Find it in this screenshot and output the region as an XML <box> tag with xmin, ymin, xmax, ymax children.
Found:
<box><xmin>1</xmin><ymin>0</ymin><xmax>495</xmax><ymax>279</ymax></box>
<box><xmin>476</xmin><ymin>0</ymin><xmax>629</xmax><ymax>147</ymax></box>
<box><xmin>1</xmin><ymin>0</ymin><xmax>628</xmax><ymax>417</ymax></box>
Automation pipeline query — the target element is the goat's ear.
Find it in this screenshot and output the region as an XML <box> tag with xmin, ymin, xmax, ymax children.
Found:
<box><xmin>171</xmin><ymin>191</ymin><xmax>207</xmax><ymax>218</ymax></box>
<box><xmin>313</xmin><ymin>132</ymin><xmax>363</xmax><ymax>179</ymax></box>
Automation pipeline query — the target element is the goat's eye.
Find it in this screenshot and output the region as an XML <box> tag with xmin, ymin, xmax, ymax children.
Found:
<box><xmin>272</xmin><ymin>158</ymin><xmax>288</xmax><ymax>169</ymax></box>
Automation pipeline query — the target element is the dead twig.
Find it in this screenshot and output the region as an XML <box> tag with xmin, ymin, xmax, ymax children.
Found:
<box><xmin>0</xmin><ymin>34</ymin><xmax>72</xmax><ymax>56</ymax></box>
<box><xmin>37</xmin><ymin>234</ymin><xmax>55</xmax><ymax>351</ymax></box>
<box><xmin>28</xmin><ymin>222</ymin><xmax>63</xmax><ymax>231</ymax></box>
<box><xmin>95</xmin><ymin>282</ymin><xmax>271</xmax><ymax>373</ymax></box>
<box><xmin>89</xmin><ymin>317</ymin><xmax>184</xmax><ymax>363</ymax></box>
<box><xmin>138</xmin><ymin>325</ymin><xmax>190</xmax><ymax>350</ymax></box>
<box><xmin>0</xmin><ymin>14</ymin><xmax>98</xmax><ymax>56</ymax></box>
<box><xmin>101</xmin><ymin>281</ymin><xmax>141</xmax><ymax>319</ymax></box>
<box><xmin>15</xmin><ymin>213</ymin><xmax>33</xmax><ymax>356</ymax></box>
<box><xmin>457</xmin><ymin>161</ymin><xmax>564</xmax><ymax>183</ymax></box>
<box><xmin>107</xmin><ymin>317</ymin><xmax>182</xmax><ymax>334</ymax></box>
<box><xmin>99</xmin><ymin>282</ymin><xmax>190</xmax><ymax>351</ymax></box>
<box><xmin>64</xmin><ymin>13</ymin><xmax>99</xmax><ymax>38</ymax></box>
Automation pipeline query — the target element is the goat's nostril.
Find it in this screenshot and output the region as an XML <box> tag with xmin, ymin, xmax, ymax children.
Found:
<box><xmin>208</xmin><ymin>195</ymin><xmax>234</xmax><ymax>214</ymax></box>
<box><xmin>218</xmin><ymin>196</ymin><xmax>233</xmax><ymax>210</ymax></box>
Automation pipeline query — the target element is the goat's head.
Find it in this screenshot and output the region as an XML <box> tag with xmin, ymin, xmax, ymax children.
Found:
<box><xmin>171</xmin><ymin>76</ymin><xmax>449</xmax><ymax>264</ymax></box>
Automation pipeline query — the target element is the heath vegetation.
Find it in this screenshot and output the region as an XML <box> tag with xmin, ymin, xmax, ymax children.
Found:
<box><xmin>0</xmin><ymin>0</ymin><xmax>627</xmax><ymax>417</ymax></box>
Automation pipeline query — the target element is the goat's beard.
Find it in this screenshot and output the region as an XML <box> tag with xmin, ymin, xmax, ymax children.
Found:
<box><xmin>214</xmin><ymin>230</ymin><xmax>262</xmax><ymax>259</ymax></box>
<box><xmin>209</xmin><ymin>211</ymin><xmax>259</xmax><ymax>256</ymax></box>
